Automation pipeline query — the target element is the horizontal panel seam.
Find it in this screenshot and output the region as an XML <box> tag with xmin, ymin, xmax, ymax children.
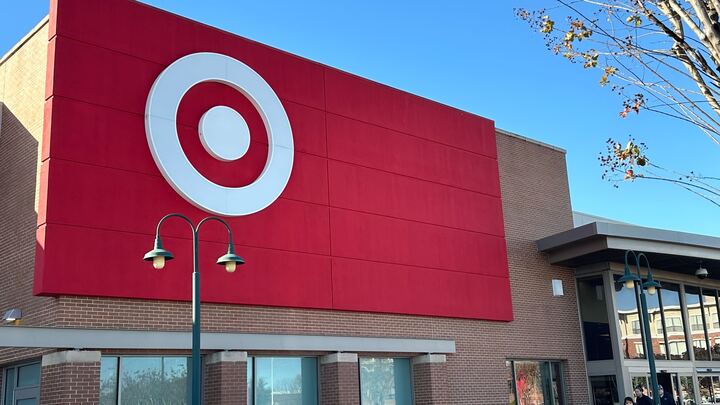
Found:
<box><xmin>39</xmin><ymin>222</ymin><xmax>509</xmax><ymax>278</ymax></box>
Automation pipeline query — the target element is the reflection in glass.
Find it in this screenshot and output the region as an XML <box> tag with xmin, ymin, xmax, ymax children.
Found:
<box><xmin>699</xmin><ymin>376</ymin><xmax>713</xmax><ymax>404</ymax></box>
<box><xmin>109</xmin><ymin>356</ymin><xmax>190</xmax><ymax>404</ymax></box>
<box><xmin>616</xmin><ymin>276</ymin><xmax>645</xmax><ymax>359</ymax></box>
<box><xmin>589</xmin><ymin>375</ymin><xmax>618</xmax><ymax>405</ymax></box>
<box><xmin>680</xmin><ymin>375</ymin><xmax>696</xmax><ymax>405</ymax></box>
<box><xmin>16</xmin><ymin>400</ymin><xmax>37</xmax><ymax>405</ymax></box>
<box><xmin>359</xmin><ymin>358</ymin><xmax>411</xmax><ymax>405</ymax></box>
<box><xmin>688</xmin><ymin>287</ymin><xmax>711</xmax><ymax>360</ymax></box>
<box><xmin>100</xmin><ymin>357</ymin><xmax>118</xmax><ymax>405</ymax></box>
<box><xmin>661</xmin><ymin>283</ymin><xmax>688</xmax><ymax>360</ymax></box>
<box><xmin>703</xmin><ymin>290</ymin><xmax>720</xmax><ymax>360</ymax></box>
<box><xmin>646</xmin><ymin>290</ymin><xmax>666</xmax><ymax>359</ymax></box>
<box><xmin>577</xmin><ymin>277</ymin><xmax>613</xmax><ymax>360</ymax></box>
<box><xmin>254</xmin><ymin>357</ymin><xmax>318</xmax><ymax>405</ymax></box>
<box><xmin>248</xmin><ymin>360</ymin><xmax>254</xmax><ymax>405</ymax></box>
<box><xmin>632</xmin><ymin>376</ymin><xmax>649</xmax><ymax>398</ymax></box>
<box><xmin>514</xmin><ymin>361</ymin><xmax>552</xmax><ymax>405</ymax></box>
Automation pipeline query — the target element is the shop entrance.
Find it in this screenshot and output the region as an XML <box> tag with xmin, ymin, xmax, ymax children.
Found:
<box><xmin>632</xmin><ymin>372</ymin><xmax>696</xmax><ymax>404</ymax></box>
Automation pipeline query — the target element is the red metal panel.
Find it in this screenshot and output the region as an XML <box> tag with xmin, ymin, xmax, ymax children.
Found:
<box><xmin>328</xmin><ymin>160</ymin><xmax>504</xmax><ymax>235</ymax></box>
<box><xmin>329</xmin><ymin>208</ymin><xmax>508</xmax><ymax>277</ymax></box>
<box><xmin>52</xmin><ymin>0</ymin><xmax>325</xmax><ymax>109</ymax></box>
<box><xmin>332</xmin><ymin>258</ymin><xmax>512</xmax><ymax>320</ymax></box>
<box><xmin>36</xmin><ymin>223</ymin><xmax>333</xmax><ymax>308</ymax></box>
<box><xmin>326</xmin><ymin>114</ymin><xmax>500</xmax><ymax>195</ymax></box>
<box><xmin>325</xmin><ymin>69</ymin><xmax>497</xmax><ymax>158</ymax></box>
<box><xmin>41</xmin><ymin>159</ymin><xmax>331</xmax><ymax>255</ymax></box>
<box><xmin>36</xmin><ymin>0</ymin><xmax>512</xmax><ymax>320</ymax></box>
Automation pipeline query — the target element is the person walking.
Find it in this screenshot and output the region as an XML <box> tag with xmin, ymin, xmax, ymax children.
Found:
<box><xmin>658</xmin><ymin>385</ymin><xmax>676</xmax><ymax>405</ymax></box>
<box><xmin>634</xmin><ymin>385</ymin><xmax>653</xmax><ymax>405</ymax></box>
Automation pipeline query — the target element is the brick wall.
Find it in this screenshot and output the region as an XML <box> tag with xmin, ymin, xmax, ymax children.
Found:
<box><xmin>320</xmin><ymin>360</ymin><xmax>360</xmax><ymax>405</ymax></box>
<box><xmin>412</xmin><ymin>359</ymin><xmax>449</xmax><ymax>405</ymax></box>
<box><xmin>203</xmin><ymin>352</ymin><xmax>247</xmax><ymax>405</ymax></box>
<box><xmin>40</xmin><ymin>355</ymin><xmax>100</xmax><ymax>404</ymax></box>
<box><xmin>0</xmin><ymin>22</ymin><xmax>589</xmax><ymax>404</ymax></box>
<box><xmin>0</xmin><ymin>20</ymin><xmax>58</xmax><ymax>329</ymax></box>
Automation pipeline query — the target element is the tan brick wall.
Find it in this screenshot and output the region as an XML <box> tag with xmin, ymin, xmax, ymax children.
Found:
<box><xmin>0</xmin><ymin>20</ymin><xmax>58</xmax><ymax>329</ymax></box>
<box><xmin>0</xmin><ymin>22</ymin><xmax>588</xmax><ymax>402</ymax></box>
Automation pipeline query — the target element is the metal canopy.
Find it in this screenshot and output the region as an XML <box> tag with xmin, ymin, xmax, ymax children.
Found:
<box><xmin>536</xmin><ymin>222</ymin><xmax>720</xmax><ymax>277</ymax></box>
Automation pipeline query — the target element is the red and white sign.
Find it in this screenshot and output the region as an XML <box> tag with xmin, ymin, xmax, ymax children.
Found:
<box><xmin>35</xmin><ymin>0</ymin><xmax>512</xmax><ymax>320</ymax></box>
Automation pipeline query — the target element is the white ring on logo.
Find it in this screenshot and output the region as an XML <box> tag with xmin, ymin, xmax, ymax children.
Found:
<box><xmin>145</xmin><ymin>52</ymin><xmax>294</xmax><ymax>216</ymax></box>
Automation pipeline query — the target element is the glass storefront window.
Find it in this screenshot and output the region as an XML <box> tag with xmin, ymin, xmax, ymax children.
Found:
<box><xmin>577</xmin><ymin>277</ymin><xmax>613</xmax><ymax>360</ymax></box>
<box><xmin>359</xmin><ymin>358</ymin><xmax>412</xmax><ymax>405</ymax></box>
<box><xmin>100</xmin><ymin>356</ymin><xmax>190</xmax><ymax>404</ymax></box>
<box><xmin>616</xmin><ymin>276</ymin><xmax>645</xmax><ymax>359</ymax></box>
<box><xmin>646</xmin><ymin>290</ymin><xmax>666</xmax><ymax>360</ymax></box>
<box><xmin>688</xmin><ymin>287</ymin><xmax>711</xmax><ymax>360</ymax></box>
<box><xmin>661</xmin><ymin>283</ymin><xmax>688</xmax><ymax>360</ymax></box>
<box><xmin>247</xmin><ymin>356</ymin><xmax>318</xmax><ymax>405</ymax></box>
<box><xmin>508</xmin><ymin>360</ymin><xmax>565</xmax><ymax>405</ymax></box>
<box><xmin>703</xmin><ymin>289</ymin><xmax>720</xmax><ymax>360</ymax></box>
<box><xmin>680</xmin><ymin>375</ymin><xmax>696</xmax><ymax>405</ymax></box>
<box><xmin>699</xmin><ymin>376</ymin><xmax>714</xmax><ymax>403</ymax></box>
<box><xmin>2</xmin><ymin>362</ymin><xmax>40</xmax><ymax>405</ymax></box>
<box><xmin>100</xmin><ymin>357</ymin><xmax>118</xmax><ymax>405</ymax></box>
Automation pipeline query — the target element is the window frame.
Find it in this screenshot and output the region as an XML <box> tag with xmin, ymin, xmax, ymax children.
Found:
<box><xmin>358</xmin><ymin>357</ymin><xmax>414</xmax><ymax>405</ymax></box>
<box><xmin>507</xmin><ymin>360</ymin><xmax>567</xmax><ymax>405</ymax></box>
<box><xmin>1</xmin><ymin>360</ymin><xmax>41</xmax><ymax>405</ymax></box>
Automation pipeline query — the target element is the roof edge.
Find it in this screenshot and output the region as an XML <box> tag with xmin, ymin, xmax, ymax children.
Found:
<box><xmin>495</xmin><ymin>128</ymin><xmax>566</xmax><ymax>153</ymax></box>
<box><xmin>537</xmin><ymin>220</ymin><xmax>720</xmax><ymax>252</ymax></box>
<box><xmin>0</xmin><ymin>16</ymin><xmax>49</xmax><ymax>67</ymax></box>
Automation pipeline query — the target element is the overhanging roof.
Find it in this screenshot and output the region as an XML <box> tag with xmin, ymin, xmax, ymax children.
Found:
<box><xmin>537</xmin><ymin>222</ymin><xmax>720</xmax><ymax>277</ymax></box>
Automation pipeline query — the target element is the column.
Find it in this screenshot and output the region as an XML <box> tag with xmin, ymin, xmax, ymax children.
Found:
<box><xmin>203</xmin><ymin>351</ymin><xmax>247</xmax><ymax>405</ymax></box>
<box><xmin>412</xmin><ymin>354</ymin><xmax>449</xmax><ymax>405</ymax></box>
<box><xmin>40</xmin><ymin>350</ymin><xmax>101</xmax><ymax>405</ymax></box>
<box><xmin>320</xmin><ymin>352</ymin><xmax>359</xmax><ymax>405</ymax></box>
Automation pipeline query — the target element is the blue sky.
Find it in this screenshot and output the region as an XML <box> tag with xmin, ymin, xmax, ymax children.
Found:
<box><xmin>2</xmin><ymin>1</ymin><xmax>718</xmax><ymax>236</ymax></box>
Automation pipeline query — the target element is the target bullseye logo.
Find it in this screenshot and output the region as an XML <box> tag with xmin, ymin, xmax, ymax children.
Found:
<box><xmin>145</xmin><ymin>52</ymin><xmax>294</xmax><ymax>216</ymax></box>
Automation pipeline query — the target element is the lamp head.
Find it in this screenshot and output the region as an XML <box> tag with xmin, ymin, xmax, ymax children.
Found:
<box><xmin>642</xmin><ymin>274</ymin><xmax>661</xmax><ymax>295</ymax></box>
<box><xmin>2</xmin><ymin>308</ymin><xmax>22</xmax><ymax>325</ymax></box>
<box><xmin>618</xmin><ymin>265</ymin><xmax>641</xmax><ymax>290</ymax></box>
<box><xmin>217</xmin><ymin>245</ymin><xmax>244</xmax><ymax>273</ymax></box>
<box><xmin>143</xmin><ymin>237</ymin><xmax>174</xmax><ymax>269</ymax></box>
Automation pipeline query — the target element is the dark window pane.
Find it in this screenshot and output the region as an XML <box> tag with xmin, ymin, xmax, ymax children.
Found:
<box><xmin>551</xmin><ymin>362</ymin><xmax>565</xmax><ymax>405</ymax></box>
<box><xmin>507</xmin><ymin>361</ymin><xmax>517</xmax><ymax>405</ymax></box>
<box><xmin>4</xmin><ymin>367</ymin><xmax>16</xmax><ymax>405</ymax></box>
<box><xmin>17</xmin><ymin>363</ymin><xmax>40</xmax><ymax>387</ymax></box>
<box><xmin>578</xmin><ymin>277</ymin><xmax>613</xmax><ymax>360</ymax></box>
<box><xmin>589</xmin><ymin>375</ymin><xmax>618</xmax><ymax>405</ymax></box>
<box><xmin>100</xmin><ymin>357</ymin><xmax>118</xmax><ymax>405</ymax></box>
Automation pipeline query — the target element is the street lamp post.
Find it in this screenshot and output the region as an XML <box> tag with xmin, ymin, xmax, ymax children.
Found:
<box><xmin>143</xmin><ymin>213</ymin><xmax>244</xmax><ymax>405</ymax></box>
<box><xmin>618</xmin><ymin>250</ymin><xmax>661</xmax><ymax>405</ymax></box>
